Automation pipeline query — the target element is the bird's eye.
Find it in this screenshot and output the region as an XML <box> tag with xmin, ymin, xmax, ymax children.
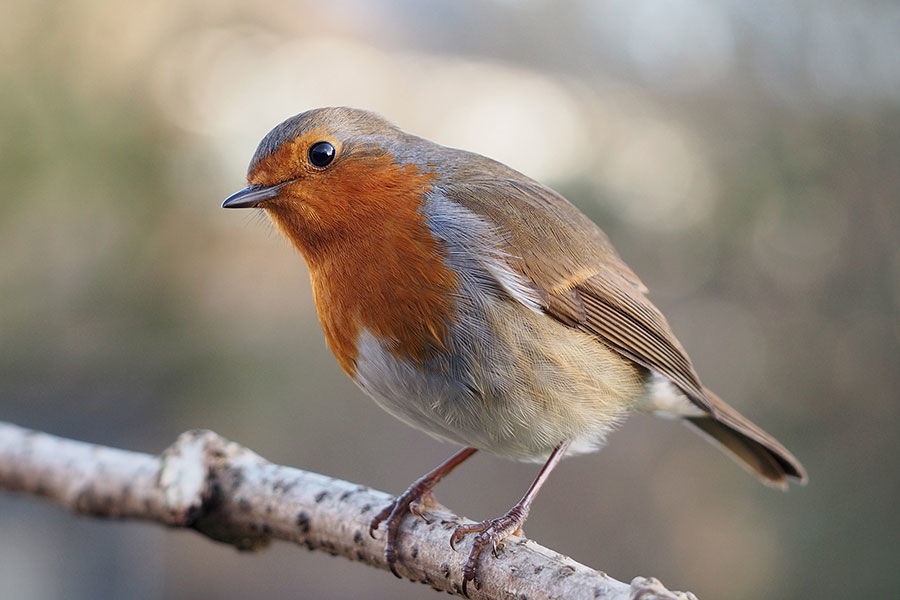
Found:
<box><xmin>308</xmin><ymin>141</ymin><xmax>336</xmax><ymax>168</ymax></box>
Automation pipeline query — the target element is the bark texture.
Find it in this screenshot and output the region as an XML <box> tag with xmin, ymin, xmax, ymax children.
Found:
<box><xmin>0</xmin><ymin>421</ymin><xmax>697</xmax><ymax>600</ymax></box>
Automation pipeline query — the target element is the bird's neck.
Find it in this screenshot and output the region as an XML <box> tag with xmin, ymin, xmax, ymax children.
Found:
<box><xmin>267</xmin><ymin>177</ymin><xmax>458</xmax><ymax>377</ymax></box>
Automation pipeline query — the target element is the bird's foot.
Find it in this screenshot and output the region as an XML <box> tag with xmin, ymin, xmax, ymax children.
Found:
<box><xmin>369</xmin><ymin>483</ymin><xmax>440</xmax><ymax>577</ymax></box>
<box><xmin>450</xmin><ymin>506</ymin><xmax>527</xmax><ymax>595</ymax></box>
<box><xmin>369</xmin><ymin>447</ymin><xmax>478</xmax><ymax>579</ymax></box>
<box><xmin>409</xmin><ymin>489</ymin><xmax>440</xmax><ymax>521</ymax></box>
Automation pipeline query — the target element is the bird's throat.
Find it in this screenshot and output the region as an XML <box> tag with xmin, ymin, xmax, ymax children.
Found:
<box><xmin>266</xmin><ymin>160</ymin><xmax>458</xmax><ymax>376</ymax></box>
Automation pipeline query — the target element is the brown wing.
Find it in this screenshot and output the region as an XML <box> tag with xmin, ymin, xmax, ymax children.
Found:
<box><xmin>445</xmin><ymin>174</ymin><xmax>713</xmax><ymax>413</ymax></box>
<box><xmin>572</xmin><ymin>273</ymin><xmax>708</xmax><ymax>407</ymax></box>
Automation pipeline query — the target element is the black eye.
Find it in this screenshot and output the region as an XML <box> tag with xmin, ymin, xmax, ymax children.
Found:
<box><xmin>308</xmin><ymin>141</ymin><xmax>336</xmax><ymax>168</ymax></box>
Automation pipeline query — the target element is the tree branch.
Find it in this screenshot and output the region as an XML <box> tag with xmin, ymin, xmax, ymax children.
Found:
<box><xmin>0</xmin><ymin>421</ymin><xmax>696</xmax><ymax>600</ymax></box>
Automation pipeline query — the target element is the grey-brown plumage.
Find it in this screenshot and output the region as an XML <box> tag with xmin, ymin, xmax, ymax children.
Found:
<box><xmin>438</xmin><ymin>145</ymin><xmax>807</xmax><ymax>488</ymax></box>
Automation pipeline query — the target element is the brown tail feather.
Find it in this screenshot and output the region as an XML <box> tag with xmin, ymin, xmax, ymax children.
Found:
<box><xmin>685</xmin><ymin>388</ymin><xmax>807</xmax><ymax>489</ymax></box>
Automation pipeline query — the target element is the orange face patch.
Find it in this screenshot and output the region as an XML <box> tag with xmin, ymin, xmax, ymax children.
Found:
<box><xmin>248</xmin><ymin>128</ymin><xmax>339</xmax><ymax>186</ymax></box>
<box><xmin>254</xmin><ymin>138</ymin><xmax>457</xmax><ymax>376</ymax></box>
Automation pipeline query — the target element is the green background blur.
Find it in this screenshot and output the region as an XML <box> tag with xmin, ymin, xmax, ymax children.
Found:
<box><xmin>1</xmin><ymin>1</ymin><xmax>898</xmax><ymax>599</ymax></box>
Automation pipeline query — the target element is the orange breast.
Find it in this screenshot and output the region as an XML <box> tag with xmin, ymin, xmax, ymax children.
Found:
<box><xmin>262</xmin><ymin>153</ymin><xmax>458</xmax><ymax>376</ymax></box>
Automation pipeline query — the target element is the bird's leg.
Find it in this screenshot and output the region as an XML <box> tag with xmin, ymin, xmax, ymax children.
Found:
<box><xmin>450</xmin><ymin>440</ymin><xmax>570</xmax><ymax>595</ymax></box>
<box><xmin>370</xmin><ymin>446</ymin><xmax>477</xmax><ymax>577</ymax></box>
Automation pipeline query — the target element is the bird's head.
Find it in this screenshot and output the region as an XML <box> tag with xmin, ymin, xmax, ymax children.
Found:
<box><xmin>223</xmin><ymin>107</ymin><xmax>440</xmax><ymax>261</ymax></box>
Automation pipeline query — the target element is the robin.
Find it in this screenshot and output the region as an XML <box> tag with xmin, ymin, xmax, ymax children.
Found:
<box><xmin>223</xmin><ymin>107</ymin><xmax>806</xmax><ymax>592</ymax></box>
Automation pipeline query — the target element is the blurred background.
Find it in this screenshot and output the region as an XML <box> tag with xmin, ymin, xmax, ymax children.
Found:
<box><xmin>1</xmin><ymin>1</ymin><xmax>898</xmax><ymax>598</ymax></box>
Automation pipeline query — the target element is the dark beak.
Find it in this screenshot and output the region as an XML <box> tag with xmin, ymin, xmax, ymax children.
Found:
<box><xmin>222</xmin><ymin>183</ymin><xmax>286</xmax><ymax>208</ymax></box>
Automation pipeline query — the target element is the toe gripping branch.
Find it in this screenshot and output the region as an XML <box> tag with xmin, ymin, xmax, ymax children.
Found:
<box><xmin>371</xmin><ymin>441</ymin><xmax>570</xmax><ymax>596</ymax></box>
<box><xmin>450</xmin><ymin>505</ymin><xmax>529</xmax><ymax>594</ymax></box>
<box><xmin>369</xmin><ymin>447</ymin><xmax>477</xmax><ymax>578</ymax></box>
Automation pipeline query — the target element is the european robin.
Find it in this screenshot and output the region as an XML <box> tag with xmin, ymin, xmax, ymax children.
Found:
<box><xmin>223</xmin><ymin>107</ymin><xmax>806</xmax><ymax>592</ymax></box>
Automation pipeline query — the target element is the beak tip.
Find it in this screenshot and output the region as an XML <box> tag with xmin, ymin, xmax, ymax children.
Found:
<box><xmin>221</xmin><ymin>198</ymin><xmax>249</xmax><ymax>209</ymax></box>
<box><xmin>222</xmin><ymin>183</ymin><xmax>283</xmax><ymax>209</ymax></box>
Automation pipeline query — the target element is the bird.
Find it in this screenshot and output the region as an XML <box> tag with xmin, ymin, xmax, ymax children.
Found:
<box><xmin>222</xmin><ymin>106</ymin><xmax>806</xmax><ymax>593</ymax></box>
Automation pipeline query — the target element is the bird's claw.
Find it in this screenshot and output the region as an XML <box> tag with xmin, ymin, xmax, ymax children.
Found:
<box><xmin>369</xmin><ymin>484</ymin><xmax>441</xmax><ymax>577</ymax></box>
<box><xmin>450</xmin><ymin>513</ymin><xmax>526</xmax><ymax>595</ymax></box>
<box><xmin>408</xmin><ymin>490</ymin><xmax>439</xmax><ymax>522</ymax></box>
<box><xmin>369</xmin><ymin>503</ymin><xmax>393</xmax><ymax>539</ymax></box>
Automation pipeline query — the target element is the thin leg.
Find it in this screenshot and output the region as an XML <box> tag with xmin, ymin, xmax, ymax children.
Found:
<box><xmin>450</xmin><ymin>440</ymin><xmax>571</xmax><ymax>595</ymax></box>
<box><xmin>370</xmin><ymin>446</ymin><xmax>477</xmax><ymax>577</ymax></box>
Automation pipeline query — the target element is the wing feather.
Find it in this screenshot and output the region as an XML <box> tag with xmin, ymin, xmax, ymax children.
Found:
<box><xmin>443</xmin><ymin>173</ymin><xmax>712</xmax><ymax>412</ymax></box>
<box><xmin>576</xmin><ymin>279</ymin><xmax>709</xmax><ymax>408</ymax></box>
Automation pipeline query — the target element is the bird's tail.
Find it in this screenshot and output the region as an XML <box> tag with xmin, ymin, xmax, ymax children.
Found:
<box><xmin>685</xmin><ymin>388</ymin><xmax>807</xmax><ymax>490</ymax></box>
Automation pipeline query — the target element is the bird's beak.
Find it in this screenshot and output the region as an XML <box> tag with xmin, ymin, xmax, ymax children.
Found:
<box><xmin>222</xmin><ymin>183</ymin><xmax>286</xmax><ymax>208</ymax></box>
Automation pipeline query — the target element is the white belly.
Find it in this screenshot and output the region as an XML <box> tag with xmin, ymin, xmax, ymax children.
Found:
<box><xmin>353</xmin><ymin>298</ymin><xmax>646</xmax><ymax>461</ymax></box>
